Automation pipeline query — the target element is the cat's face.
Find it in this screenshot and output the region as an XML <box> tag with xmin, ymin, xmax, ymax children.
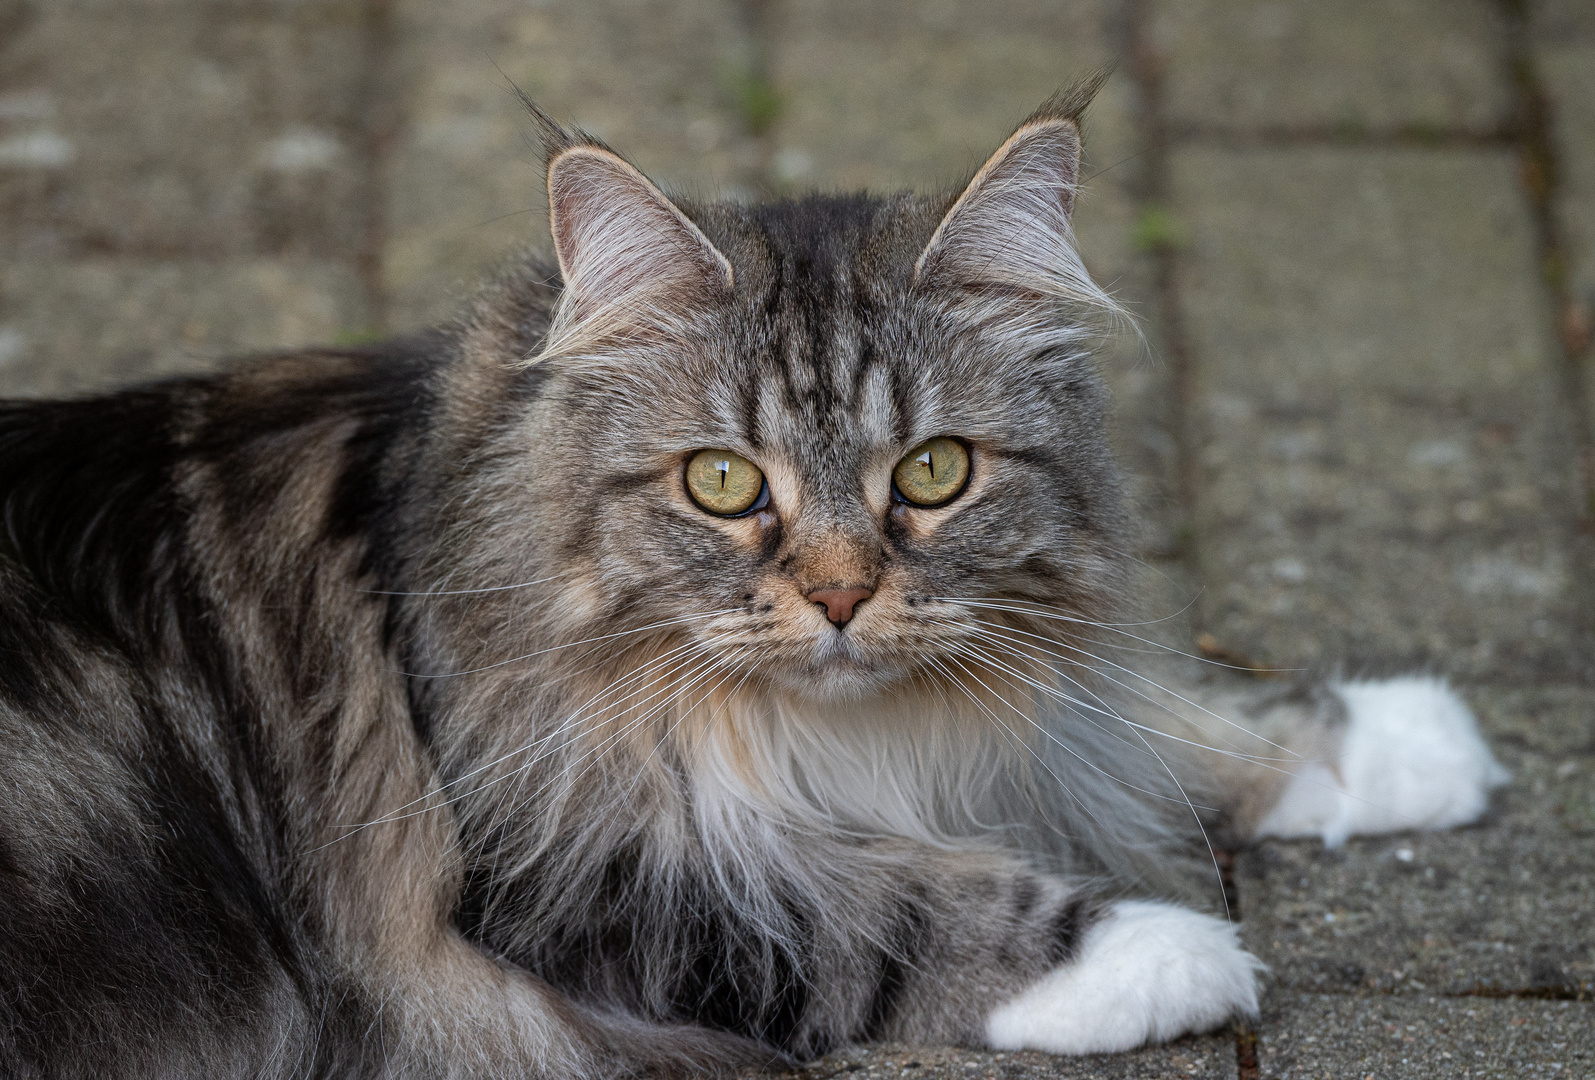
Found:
<box><xmin>528</xmin><ymin>247</ymin><xmax>1122</xmax><ymax>702</ymax></box>
<box><xmin>451</xmin><ymin>106</ymin><xmax>1126</xmax><ymax>705</ymax></box>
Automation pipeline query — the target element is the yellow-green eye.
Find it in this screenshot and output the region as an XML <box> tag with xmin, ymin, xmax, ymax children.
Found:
<box><xmin>685</xmin><ymin>449</ymin><xmax>766</xmax><ymax>516</ymax></box>
<box><xmin>892</xmin><ymin>437</ymin><xmax>970</xmax><ymax>507</ymax></box>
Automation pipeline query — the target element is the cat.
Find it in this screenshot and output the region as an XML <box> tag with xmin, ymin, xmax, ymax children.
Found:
<box><xmin>0</xmin><ymin>78</ymin><xmax>1508</xmax><ymax>1078</ymax></box>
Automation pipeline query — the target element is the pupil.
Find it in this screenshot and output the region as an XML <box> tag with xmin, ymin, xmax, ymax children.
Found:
<box><xmin>917</xmin><ymin>450</ymin><xmax>934</xmax><ymax>479</ymax></box>
<box><xmin>716</xmin><ymin>460</ymin><xmax>730</xmax><ymax>489</ymax></box>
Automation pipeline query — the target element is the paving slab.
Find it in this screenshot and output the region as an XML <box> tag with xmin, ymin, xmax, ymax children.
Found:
<box><xmin>1169</xmin><ymin>145</ymin><xmax>1588</xmax><ymax>682</ymax></box>
<box><xmin>1531</xmin><ymin>0</ymin><xmax>1595</xmax><ymax>52</ymax></box>
<box><xmin>384</xmin><ymin>0</ymin><xmax>758</xmax><ymax>329</ymax></box>
<box><xmin>767</xmin><ymin>1</ymin><xmax>1129</xmax><ymax>194</ymax></box>
<box><xmin>745</xmin><ymin>1036</ymin><xmax>1234</xmax><ymax>1080</ymax></box>
<box><xmin>1239</xmin><ymin>825</ymin><xmax>1595</xmax><ymax>999</ymax></box>
<box><xmin>1237</xmin><ymin>689</ymin><xmax>1595</xmax><ymax>997</ymax></box>
<box><xmin>0</xmin><ymin>0</ymin><xmax>375</xmax><ymax>259</ymax></box>
<box><xmin>0</xmin><ymin>0</ymin><xmax>377</xmax><ymax>397</ymax></box>
<box><xmin>0</xmin><ymin>258</ymin><xmax>368</xmax><ymax>397</ymax></box>
<box><xmin>1471</xmin><ymin>685</ymin><xmax>1595</xmax><ymax>758</ymax></box>
<box><xmin>1149</xmin><ymin>0</ymin><xmax>1512</xmax><ymax>135</ymax></box>
<box><xmin>1254</xmin><ymin>993</ymin><xmax>1595</xmax><ymax>1078</ymax></box>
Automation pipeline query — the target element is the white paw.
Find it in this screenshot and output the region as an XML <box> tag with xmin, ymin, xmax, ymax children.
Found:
<box><xmin>1255</xmin><ymin>676</ymin><xmax>1511</xmax><ymax>847</ymax></box>
<box><xmin>984</xmin><ymin>900</ymin><xmax>1262</xmax><ymax>1055</ymax></box>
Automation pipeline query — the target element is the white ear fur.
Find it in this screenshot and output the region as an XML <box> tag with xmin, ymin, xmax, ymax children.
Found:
<box><xmin>914</xmin><ymin>118</ymin><xmax>1105</xmax><ymax>308</ymax></box>
<box><xmin>544</xmin><ymin>146</ymin><xmax>732</xmax><ymax>345</ymax></box>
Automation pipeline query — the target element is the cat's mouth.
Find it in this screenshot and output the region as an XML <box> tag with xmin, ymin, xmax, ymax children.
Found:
<box><xmin>770</xmin><ymin>622</ymin><xmax>933</xmax><ymax>700</ymax></box>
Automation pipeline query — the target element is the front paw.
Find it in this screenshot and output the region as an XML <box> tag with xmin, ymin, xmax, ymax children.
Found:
<box><xmin>984</xmin><ymin>901</ymin><xmax>1262</xmax><ymax>1055</ymax></box>
<box><xmin>1255</xmin><ymin>676</ymin><xmax>1511</xmax><ymax>847</ymax></box>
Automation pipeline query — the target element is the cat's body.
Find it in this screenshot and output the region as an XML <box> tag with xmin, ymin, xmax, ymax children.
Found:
<box><xmin>0</xmin><ymin>87</ymin><xmax>1506</xmax><ymax>1078</ymax></box>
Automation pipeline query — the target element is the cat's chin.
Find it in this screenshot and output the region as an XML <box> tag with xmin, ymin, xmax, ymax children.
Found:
<box><xmin>769</xmin><ymin>659</ymin><xmax>907</xmax><ymax>703</ymax></box>
<box><xmin>763</xmin><ymin>631</ymin><xmax>929</xmax><ymax>702</ymax></box>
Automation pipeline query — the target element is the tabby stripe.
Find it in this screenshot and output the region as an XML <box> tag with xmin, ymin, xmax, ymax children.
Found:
<box><xmin>1047</xmin><ymin>894</ymin><xmax>1100</xmax><ymax>966</ymax></box>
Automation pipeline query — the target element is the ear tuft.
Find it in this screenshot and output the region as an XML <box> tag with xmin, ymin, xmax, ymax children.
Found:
<box><xmin>1021</xmin><ymin>69</ymin><xmax>1111</xmax><ymax>132</ymax></box>
<box><xmin>508</xmin><ymin>80</ymin><xmax>600</xmax><ymax>166</ymax></box>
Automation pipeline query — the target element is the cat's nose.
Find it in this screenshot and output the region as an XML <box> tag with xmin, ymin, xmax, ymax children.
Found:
<box><xmin>806</xmin><ymin>586</ymin><xmax>873</xmax><ymax>627</ymax></box>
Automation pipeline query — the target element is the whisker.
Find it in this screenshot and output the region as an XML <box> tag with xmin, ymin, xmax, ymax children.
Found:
<box><xmin>396</xmin><ymin>607</ymin><xmax>742</xmax><ymax>679</ymax></box>
<box><xmin>949</xmin><ymin>642</ymin><xmax>1218</xmax><ymax>811</ymax></box>
<box><xmin>455</xmin><ymin>659</ymin><xmax>726</xmax><ymax>887</ymax></box>
<box><xmin>964</xmin><ymin>625</ymin><xmax>1303</xmax><ymax>770</ymax></box>
<box><xmin>358</xmin><ymin>569</ymin><xmax>575</xmax><ymax>597</ymax></box>
<box><xmin>470</xmin><ymin>642</ymin><xmax>732</xmax><ymax>859</ymax></box>
<box><xmin>966</xmin><ymin>617</ymin><xmax>1303</xmax><ymax>759</ymax></box>
<box><xmin>318</xmin><ymin>634</ymin><xmax>738</xmax><ymax>843</ymax></box>
<box><xmin>482</xmin><ymin>662</ymin><xmax>737</xmax><ymax>914</ymax></box>
<box><xmin>1105</xmin><ymin>687</ymin><xmax>1232</xmax><ymax>920</ymax></box>
<box><xmin>930</xmin><ymin>595</ymin><xmax>1193</xmax><ymax>630</ymax></box>
<box><xmin>938</xmin><ymin>596</ymin><xmax>1301</xmax><ymax>676</ymax></box>
<box><xmin>959</xmin><ymin>628</ymin><xmax>1157</xmax><ymax>744</ymax></box>
<box><xmin>938</xmin><ymin>651</ymin><xmax>1185</xmax><ymax>834</ymax></box>
<box><xmin>488</xmin><ymin>649</ymin><xmax>737</xmax><ymax>843</ymax></box>
<box><xmin>951</xmin><ymin>621</ymin><xmax>1233</xmax><ymax>913</ymax></box>
<box><xmin>929</xmin><ymin>654</ymin><xmax>1103</xmax><ymax>827</ymax></box>
<box><xmin>440</xmin><ymin>640</ymin><xmax>735</xmax><ymax>823</ymax></box>
<box><xmin>921</xmin><ymin>655</ymin><xmax>1048</xmax><ymax>823</ymax></box>
<box><xmin>630</xmin><ymin>645</ymin><xmax>769</xmax><ymax>791</ymax></box>
<box><xmin>959</xmin><ymin>626</ymin><xmax>1367</xmax><ymax>902</ymax></box>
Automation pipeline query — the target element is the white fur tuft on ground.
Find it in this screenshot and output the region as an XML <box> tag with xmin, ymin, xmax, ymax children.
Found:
<box><xmin>1255</xmin><ymin>676</ymin><xmax>1511</xmax><ymax>848</ymax></box>
<box><xmin>984</xmin><ymin>900</ymin><xmax>1263</xmax><ymax>1054</ymax></box>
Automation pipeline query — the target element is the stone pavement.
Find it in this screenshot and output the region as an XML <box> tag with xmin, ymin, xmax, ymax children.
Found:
<box><xmin>1</xmin><ymin>0</ymin><xmax>1591</xmax><ymax>1076</ymax></box>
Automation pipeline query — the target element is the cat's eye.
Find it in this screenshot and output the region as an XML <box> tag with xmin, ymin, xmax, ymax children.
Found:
<box><xmin>892</xmin><ymin>437</ymin><xmax>970</xmax><ymax>507</ymax></box>
<box><xmin>685</xmin><ymin>449</ymin><xmax>767</xmax><ymax>516</ymax></box>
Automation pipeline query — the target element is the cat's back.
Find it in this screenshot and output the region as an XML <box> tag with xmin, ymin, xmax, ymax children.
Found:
<box><xmin>1</xmin><ymin>338</ymin><xmax>445</xmax><ymax>616</ymax></box>
<box><xmin>0</xmin><ymin>337</ymin><xmax>447</xmax><ymax>1078</ymax></box>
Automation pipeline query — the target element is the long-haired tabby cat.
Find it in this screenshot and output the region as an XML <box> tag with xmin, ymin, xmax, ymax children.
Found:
<box><xmin>0</xmin><ymin>79</ymin><xmax>1507</xmax><ymax>1077</ymax></box>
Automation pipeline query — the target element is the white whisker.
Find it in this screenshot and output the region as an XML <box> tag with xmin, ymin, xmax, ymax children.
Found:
<box><xmin>949</xmin><ymin>642</ymin><xmax>1217</xmax><ymax>811</ymax></box>
<box><xmin>965</xmin><ymin>616</ymin><xmax>1302</xmax><ymax>759</ymax></box>
<box><xmin>317</xmin><ymin>633</ymin><xmax>738</xmax><ymax>845</ymax></box>
<box><xmin>930</xmin><ymin>654</ymin><xmax>1105</xmax><ymax>829</ymax></box>
<box><xmin>396</xmin><ymin>607</ymin><xmax>742</xmax><ymax>679</ymax></box>
<box><xmin>964</xmin><ymin>625</ymin><xmax>1304</xmax><ymax>771</ymax></box>
<box><xmin>936</xmin><ymin>596</ymin><xmax>1300</xmax><ymax>676</ymax></box>
<box><xmin>358</xmin><ymin>569</ymin><xmax>576</xmax><ymax>597</ymax></box>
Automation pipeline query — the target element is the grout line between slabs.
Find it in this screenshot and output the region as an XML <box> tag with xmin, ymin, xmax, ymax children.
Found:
<box><xmin>1499</xmin><ymin>0</ymin><xmax>1595</xmax><ymax>682</ymax></box>
<box><xmin>1122</xmin><ymin>3</ymin><xmax>1245</xmax><ymax>1075</ymax></box>
<box><xmin>733</xmin><ymin>0</ymin><xmax>780</xmax><ymax>194</ymax></box>
<box><xmin>1124</xmin><ymin>0</ymin><xmax>1206</xmax><ymax>639</ymax></box>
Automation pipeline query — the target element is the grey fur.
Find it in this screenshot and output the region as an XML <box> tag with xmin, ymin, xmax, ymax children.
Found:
<box><xmin>0</xmin><ymin>82</ymin><xmax>1309</xmax><ymax>1077</ymax></box>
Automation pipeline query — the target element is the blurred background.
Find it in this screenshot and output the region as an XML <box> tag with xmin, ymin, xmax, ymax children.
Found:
<box><xmin>1</xmin><ymin>1</ymin><xmax>1591</xmax><ymax>1069</ymax></box>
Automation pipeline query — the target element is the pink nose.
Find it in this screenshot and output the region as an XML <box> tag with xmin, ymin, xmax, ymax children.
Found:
<box><xmin>807</xmin><ymin>586</ymin><xmax>873</xmax><ymax>627</ymax></box>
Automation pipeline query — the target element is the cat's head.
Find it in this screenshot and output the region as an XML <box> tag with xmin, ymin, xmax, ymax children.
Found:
<box><xmin>440</xmin><ymin>81</ymin><xmax>1130</xmax><ymax>708</ymax></box>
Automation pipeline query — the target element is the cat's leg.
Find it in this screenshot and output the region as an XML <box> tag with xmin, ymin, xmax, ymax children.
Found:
<box><xmin>1138</xmin><ymin>675</ymin><xmax>1509</xmax><ymax>847</ymax></box>
<box><xmin>1253</xmin><ymin>676</ymin><xmax>1510</xmax><ymax>846</ymax></box>
<box><xmin>807</xmin><ymin>845</ymin><xmax>1261</xmax><ymax>1057</ymax></box>
<box><xmin>984</xmin><ymin>899</ymin><xmax>1262</xmax><ymax>1054</ymax></box>
<box><xmin>301</xmin><ymin>705</ymin><xmax>772</xmax><ymax>1079</ymax></box>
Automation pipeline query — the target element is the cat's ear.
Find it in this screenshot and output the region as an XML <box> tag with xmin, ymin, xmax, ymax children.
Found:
<box><xmin>914</xmin><ymin>77</ymin><xmax>1103</xmax><ymax>300</ymax></box>
<box><xmin>545</xmin><ymin>144</ymin><xmax>733</xmax><ymax>331</ymax></box>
